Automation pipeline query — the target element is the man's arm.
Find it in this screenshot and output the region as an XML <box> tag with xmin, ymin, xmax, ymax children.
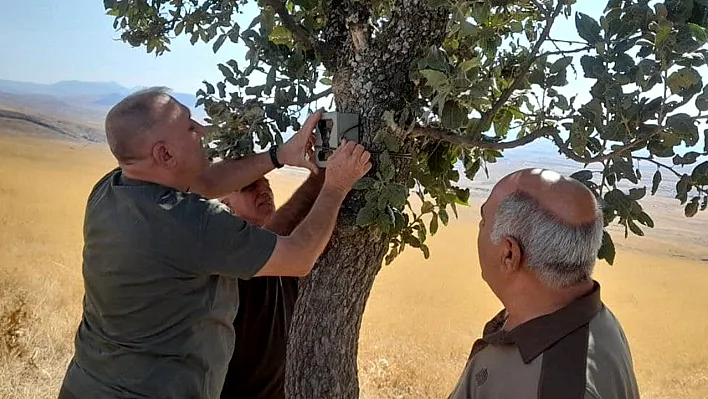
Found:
<box><xmin>190</xmin><ymin>110</ymin><xmax>323</xmax><ymax>199</ymax></box>
<box><xmin>254</xmin><ymin>141</ymin><xmax>371</xmax><ymax>277</ymax></box>
<box><xmin>190</xmin><ymin>153</ymin><xmax>274</xmax><ymax>199</ymax></box>
<box><xmin>265</xmin><ymin>171</ymin><xmax>325</xmax><ymax>235</ymax></box>
<box><xmin>256</xmin><ymin>185</ymin><xmax>345</xmax><ymax>277</ymax></box>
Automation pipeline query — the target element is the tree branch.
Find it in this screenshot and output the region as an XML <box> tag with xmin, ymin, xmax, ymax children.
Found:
<box><xmin>282</xmin><ymin>88</ymin><xmax>333</xmax><ymax>107</ymax></box>
<box><xmin>634</xmin><ymin>156</ymin><xmax>708</xmax><ymax>196</ymax></box>
<box><xmin>549</xmin><ymin>131</ymin><xmax>650</xmax><ymax>164</ymax></box>
<box><xmin>471</xmin><ymin>2</ymin><xmax>564</xmax><ymax>139</ymax></box>
<box><xmin>538</xmin><ymin>45</ymin><xmax>592</xmax><ymax>59</ymax></box>
<box><xmin>529</xmin><ymin>0</ymin><xmax>550</xmax><ymax>15</ymax></box>
<box><xmin>407</xmin><ymin>125</ymin><xmax>558</xmax><ymax>150</ymax></box>
<box><xmin>548</xmin><ymin>38</ymin><xmax>588</xmax><ymax>46</ymax></box>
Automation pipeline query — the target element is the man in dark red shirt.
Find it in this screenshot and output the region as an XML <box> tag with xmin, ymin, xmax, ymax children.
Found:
<box><xmin>219</xmin><ymin>172</ymin><xmax>323</xmax><ymax>399</ymax></box>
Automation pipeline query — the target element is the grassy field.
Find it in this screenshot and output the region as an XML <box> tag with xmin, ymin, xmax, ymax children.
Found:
<box><xmin>1</xmin><ymin>134</ymin><xmax>707</xmax><ymax>398</ymax></box>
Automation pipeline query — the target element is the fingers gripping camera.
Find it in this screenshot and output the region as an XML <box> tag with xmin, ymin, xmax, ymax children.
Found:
<box><xmin>314</xmin><ymin>112</ymin><xmax>360</xmax><ymax>168</ymax></box>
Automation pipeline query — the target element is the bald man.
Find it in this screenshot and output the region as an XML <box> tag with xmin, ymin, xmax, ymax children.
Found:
<box><xmin>448</xmin><ymin>169</ymin><xmax>639</xmax><ymax>399</ymax></box>
<box><xmin>218</xmin><ymin>174</ymin><xmax>323</xmax><ymax>398</ymax></box>
<box><xmin>58</xmin><ymin>87</ymin><xmax>371</xmax><ymax>399</ymax></box>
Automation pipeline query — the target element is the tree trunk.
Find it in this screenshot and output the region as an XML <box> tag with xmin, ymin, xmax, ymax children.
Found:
<box><xmin>285</xmin><ymin>2</ymin><xmax>448</xmax><ymax>397</ymax></box>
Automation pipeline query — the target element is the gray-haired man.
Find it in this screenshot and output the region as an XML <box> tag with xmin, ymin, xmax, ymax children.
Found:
<box><xmin>449</xmin><ymin>168</ymin><xmax>640</xmax><ymax>399</ymax></box>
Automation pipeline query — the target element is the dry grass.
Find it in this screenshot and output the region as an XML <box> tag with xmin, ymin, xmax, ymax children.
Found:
<box><xmin>1</xmin><ymin>134</ymin><xmax>707</xmax><ymax>398</ymax></box>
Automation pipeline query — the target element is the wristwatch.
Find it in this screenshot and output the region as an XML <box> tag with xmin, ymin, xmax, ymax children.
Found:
<box><xmin>269</xmin><ymin>145</ymin><xmax>284</xmax><ymax>169</ymax></box>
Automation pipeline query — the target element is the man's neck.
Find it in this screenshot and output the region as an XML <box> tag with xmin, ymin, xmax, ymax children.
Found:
<box><xmin>502</xmin><ymin>278</ymin><xmax>594</xmax><ymax>331</ymax></box>
<box><xmin>121</xmin><ymin>165</ymin><xmax>188</xmax><ymax>192</ymax></box>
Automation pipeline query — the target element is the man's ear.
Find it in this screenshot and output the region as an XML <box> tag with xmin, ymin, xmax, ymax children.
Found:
<box><xmin>152</xmin><ymin>141</ymin><xmax>176</xmax><ymax>168</ymax></box>
<box><xmin>500</xmin><ymin>236</ymin><xmax>522</xmax><ymax>274</ymax></box>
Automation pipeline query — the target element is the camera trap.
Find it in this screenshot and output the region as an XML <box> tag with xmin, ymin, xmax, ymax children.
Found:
<box><xmin>314</xmin><ymin>112</ymin><xmax>360</xmax><ymax>168</ymax></box>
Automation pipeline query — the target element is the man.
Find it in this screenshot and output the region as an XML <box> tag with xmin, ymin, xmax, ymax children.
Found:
<box><xmin>58</xmin><ymin>87</ymin><xmax>371</xmax><ymax>399</ymax></box>
<box><xmin>449</xmin><ymin>168</ymin><xmax>640</xmax><ymax>399</ymax></box>
<box><xmin>218</xmin><ymin>173</ymin><xmax>323</xmax><ymax>399</ymax></box>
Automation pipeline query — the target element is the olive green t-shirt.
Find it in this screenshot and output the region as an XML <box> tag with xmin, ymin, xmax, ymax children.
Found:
<box><xmin>61</xmin><ymin>168</ymin><xmax>277</xmax><ymax>399</ymax></box>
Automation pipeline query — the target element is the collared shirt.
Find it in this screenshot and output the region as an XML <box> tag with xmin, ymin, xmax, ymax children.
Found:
<box><xmin>60</xmin><ymin>168</ymin><xmax>277</xmax><ymax>399</ymax></box>
<box><xmin>448</xmin><ymin>282</ymin><xmax>640</xmax><ymax>399</ymax></box>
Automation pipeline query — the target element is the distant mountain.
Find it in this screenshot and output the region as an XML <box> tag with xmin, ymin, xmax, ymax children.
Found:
<box><xmin>0</xmin><ymin>79</ymin><xmax>204</xmax><ymax>121</ymax></box>
<box><xmin>0</xmin><ymin>79</ymin><xmax>128</xmax><ymax>98</ymax></box>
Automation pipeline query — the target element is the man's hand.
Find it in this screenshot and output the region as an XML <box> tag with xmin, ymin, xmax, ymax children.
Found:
<box><xmin>277</xmin><ymin>110</ymin><xmax>322</xmax><ymax>174</ymax></box>
<box><xmin>323</xmin><ymin>140</ymin><xmax>372</xmax><ymax>195</ymax></box>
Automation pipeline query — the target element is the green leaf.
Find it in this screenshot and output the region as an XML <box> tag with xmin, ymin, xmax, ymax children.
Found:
<box><xmin>421</xmin><ymin>201</ymin><xmax>435</xmax><ymax>214</ymax></box>
<box><xmin>692</xmin><ymin>161</ymin><xmax>708</xmax><ymax>185</ymax></box>
<box><xmin>636</xmin><ymin>211</ymin><xmax>655</xmax><ymax>228</ymax></box>
<box><xmin>430</xmin><ymin>213</ymin><xmax>439</xmax><ymax>235</ymax></box>
<box><xmin>685</xmin><ymin>199</ymin><xmax>700</xmax><ymax>217</ymax></box>
<box><xmin>175</xmin><ymin>21</ymin><xmax>185</xmax><ymax>36</ymax></box>
<box><xmin>688</xmin><ymin>23</ymin><xmax>708</xmax><ymax>44</ymax></box>
<box><xmin>421</xmin><ymin>244</ymin><xmax>430</xmax><ymax>259</ymax></box>
<box><xmin>270</xmin><ymin>25</ymin><xmax>292</xmax><ymax>45</ymax></box>
<box><xmin>673</xmin><ymin>152</ymin><xmax>700</xmax><ymax>166</ymax></box>
<box><xmin>598</xmin><ymin>231</ymin><xmax>615</xmax><ymax>265</ymax></box>
<box><xmin>576</xmin><ymin>12</ymin><xmax>602</xmax><ymax>45</ymax></box>
<box><xmin>676</xmin><ymin>174</ymin><xmax>692</xmax><ymax>204</ymax></box>
<box><xmin>383</xmin><ymin>135</ymin><xmax>400</xmax><ymax>152</ymax></box>
<box><xmin>667</xmin><ymin>113</ymin><xmax>699</xmax><ymax>146</ymax></box>
<box><xmin>454</xmin><ymin>187</ymin><xmax>470</xmax><ymax>204</ymax></box>
<box><xmin>550</xmin><ymin>56</ymin><xmax>573</xmax><ymax>74</ymax></box>
<box><xmin>651</xmin><ymin>170</ymin><xmax>662</xmax><ymax>195</ymax></box>
<box><xmin>441</xmin><ymin>100</ymin><xmax>468</xmax><ymax>129</ymax></box>
<box><xmin>628</xmin><ymin>187</ymin><xmax>646</xmax><ymax>200</ymax></box>
<box><xmin>420</xmin><ymin>69</ymin><xmax>449</xmax><ymax>87</ymax></box>
<box><xmin>628</xmin><ymin>220</ymin><xmax>644</xmax><ymax>236</ymax></box>
<box><xmin>666</xmin><ymin>67</ymin><xmax>701</xmax><ymax>96</ymax></box>
<box><xmin>356</xmin><ymin>206</ymin><xmax>376</xmax><ymax>226</ymax></box>
<box><xmin>353</xmin><ymin>177</ymin><xmax>377</xmax><ymax>190</ymax></box>
<box><xmin>404</xmin><ymin>233</ymin><xmax>421</xmax><ymax>248</ymax></box>
<box><xmin>570</xmin><ymin>170</ymin><xmax>593</xmax><ymax>182</ymax></box>
<box><xmin>213</xmin><ymin>34</ymin><xmax>227</xmax><ymax>53</ymax></box>
<box><xmin>378</xmin><ymin>211</ymin><xmax>393</xmax><ymax>233</ymax></box>
<box><xmin>580</xmin><ymin>55</ymin><xmax>604</xmax><ymax>79</ymax></box>
<box><xmin>205</xmin><ymin>82</ymin><xmax>215</xmax><ymax>95</ymax></box>
<box><xmin>218</xmin><ymin>64</ymin><xmax>234</xmax><ymax>79</ymax></box>
<box><xmin>439</xmin><ymin>208</ymin><xmax>449</xmax><ymax>225</ymax></box>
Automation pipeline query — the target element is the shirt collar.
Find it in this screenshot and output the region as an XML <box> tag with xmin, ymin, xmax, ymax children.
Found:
<box><xmin>481</xmin><ymin>281</ymin><xmax>603</xmax><ymax>364</ymax></box>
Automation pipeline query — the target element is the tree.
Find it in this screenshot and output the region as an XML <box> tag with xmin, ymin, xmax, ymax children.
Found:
<box><xmin>103</xmin><ymin>0</ymin><xmax>708</xmax><ymax>397</ymax></box>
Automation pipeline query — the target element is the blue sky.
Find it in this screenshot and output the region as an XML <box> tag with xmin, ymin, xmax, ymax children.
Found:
<box><xmin>0</xmin><ymin>0</ymin><xmax>257</xmax><ymax>93</ymax></box>
<box><xmin>0</xmin><ymin>1</ymin><xmax>604</xmax><ymax>94</ymax></box>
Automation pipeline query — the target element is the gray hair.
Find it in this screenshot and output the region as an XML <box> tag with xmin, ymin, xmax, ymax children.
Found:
<box><xmin>490</xmin><ymin>191</ymin><xmax>604</xmax><ymax>289</ymax></box>
<box><xmin>105</xmin><ymin>86</ymin><xmax>173</xmax><ymax>163</ymax></box>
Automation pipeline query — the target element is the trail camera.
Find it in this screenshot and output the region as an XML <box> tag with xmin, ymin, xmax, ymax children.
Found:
<box><xmin>314</xmin><ymin>112</ymin><xmax>360</xmax><ymax>167</ymax></box>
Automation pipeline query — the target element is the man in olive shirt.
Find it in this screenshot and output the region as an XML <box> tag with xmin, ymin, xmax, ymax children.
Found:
<box><xmin>449</xmin><ymin>168</ymin><xmax>640</xmax><ymax>399</ymax></box>
<box><xmin>58</xmin><ymin>87</ymin><xmax>372</xmax><ymax>399</ymax></box>
<box><xmin>218</xmin><ymin>174</ymin><xmax>323</xmax><ymax>399</ymax></box>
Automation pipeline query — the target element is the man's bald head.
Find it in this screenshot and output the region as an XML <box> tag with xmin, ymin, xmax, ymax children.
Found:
<box><xmin>105</xmin><ymin>86</ymin><xmax>176</xmax><ymax>164</ymax></box>
<box><xmin>483</xmin><ymin>168</ymin><xmax>604</xmax><ymax>288</ymax></box>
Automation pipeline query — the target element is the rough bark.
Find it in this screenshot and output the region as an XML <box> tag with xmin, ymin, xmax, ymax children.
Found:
<box><xmin>285</xmin><ymin>2</ymin><xmax>448</xmax><ymax>398</ymax></box>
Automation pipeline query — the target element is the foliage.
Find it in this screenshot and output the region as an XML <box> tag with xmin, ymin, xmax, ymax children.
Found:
<box><xmin>105</xmin><ymin>0</ymin><xmax>708</xmax><ymax>266</ymax></box>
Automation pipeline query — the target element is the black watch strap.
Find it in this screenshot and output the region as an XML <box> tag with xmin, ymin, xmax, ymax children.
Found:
<box><xmin>269</xmin><ymin>145</ymin><xmax>284</xmax><ymax>168</ymax></box>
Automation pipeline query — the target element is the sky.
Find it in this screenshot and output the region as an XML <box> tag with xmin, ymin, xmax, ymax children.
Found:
<box><xmin>0</xmin><ymin>0</ymin><xmax>258</xmax><ymax>93</ymax></box>
<box><xmin>0</xmin><ymin>0</ymin><xmax>604</xmax><ymax>95</ymax></box>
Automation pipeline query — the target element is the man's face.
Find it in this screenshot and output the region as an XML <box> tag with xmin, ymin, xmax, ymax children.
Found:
<box><xmin>221</xmin><ymin>178</ymin><xmax>276</xmax><ymax>226</ymax></box>
<box><xmin>477</xmin><ymin>182</ymin><xmax>511</xmax><ymax>296</ymax></box>
<box><xmin>155</xmin><ymin>98</ymin><xmax>209</xmax><ymax>183</ymax></box>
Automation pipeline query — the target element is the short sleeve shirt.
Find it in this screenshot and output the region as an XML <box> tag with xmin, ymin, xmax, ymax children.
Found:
<box><xmin>61</xmin><ymin>168</ymin><xmax>277</xmax><ymax>399</ymax></box>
